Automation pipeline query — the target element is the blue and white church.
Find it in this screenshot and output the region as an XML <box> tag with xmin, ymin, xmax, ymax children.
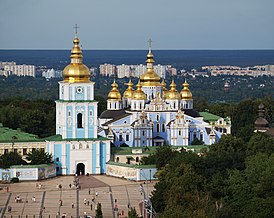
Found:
<box><xmin>99</xmin><ymin>44</ymin><xmax>231</xmax><ymax>147</ymax></box>
<box><xmin>46</xmin><ymin>34</ymin><xmax>111</xmax><ymax>176</ymax></box>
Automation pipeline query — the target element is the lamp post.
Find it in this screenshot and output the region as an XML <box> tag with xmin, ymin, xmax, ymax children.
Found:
<box><xmin>139</xmin><ymin>169</ymin><xmax>156</xmax><ymax>218</ymax></box>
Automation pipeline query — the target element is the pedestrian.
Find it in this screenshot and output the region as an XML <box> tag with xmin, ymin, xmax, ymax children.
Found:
<box><xmin>8</xmin><ymin>206</ymin><xmax>11</xmax><ymax>212</ymax></box>
<box><xmin>88</xmin><ymin>188</ymin><xmax>90</xmax><ymax>195</ymax></box>
<box><xmin>84</xmin><ymin>198</ymin><xmax>87</xmax><ymax>205</ymax></box>
<box><xmin>71</xmin><ymin>202</ymin><xmax>74</xmax><ymax>208</ymax></box>
<box><xmin>69</xmin><ymin>184</ymin><xmax>72</xmax><ymax>189</ymax></box>
<box><xmin>90</xmin><ymin>204</ymin><xmax>92</xmax><ymax>211</ymax></box>
<box><xmin>59</xmin><ymin>199</ymin><xmax>62</xmax><ymax>206</ymax></box>
<box><xmin>87</xmin><ymin>200</ymin><xmax>90</xmax><ymax>206</ymax></box>
<box><xmin>95</xmin><ymin>191</ymin><xmax>98</xmax><ymax>197</ymax></box>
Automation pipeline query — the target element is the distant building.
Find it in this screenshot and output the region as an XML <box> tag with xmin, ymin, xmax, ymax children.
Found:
<box><xmin>99</xmin><ymin>63</ymin><xmax>115</xmax><ymax>77</ymax></box>
<box><xmin>0</xmin><ymin>62</ymin><xmax>35</xmax><ymax>77</ymax></box>
<box><xmin>42</xmin><ymin>68</ymin><xmax>62</xmax><ymax>79</ymax></box>
<box><xmin>203</xmin><ymin>65</ymin><xmax>274</xmax><ymax>77</ymax></box>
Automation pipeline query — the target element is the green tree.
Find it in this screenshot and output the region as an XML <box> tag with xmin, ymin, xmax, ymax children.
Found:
<box><xmin>128</xmin><ymin>207</ymin><xmax>140</xmax><ymax>218</ymax></box>
<box><xmin>0</xmin><ymin>151</ymin><xmax>27</xmax><ymax>169</ymax></box>
<box><xmin>26</xmin><ymin>149</ymin><xmax>53</xmax><ymax>165</ymax></box>
<box><xmin>95</xmin><ymin>203</ymin><xmax>103</xmax><ymax>218</ymax></box>
<box><xmin>191</xmin><ymin>137</ymin><xmax>204</xmax><ymax>145</ymax></box>
<box><xmin>247</xmin><ymin>132</ymin><xmax>274</xmax><ymax>156</ymax></box>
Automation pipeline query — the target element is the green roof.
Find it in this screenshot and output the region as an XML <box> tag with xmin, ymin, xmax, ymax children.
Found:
<box><xmin>112</xmin><ymin>146</ymin><xmax>158</xmax><ymax>155</ymax></box>
<box><xmin>10</xmin><ymin>164</ymin><xmax>55</xmax><ymax>169</ymax></box>
<box><xmin>44</xmin><ymin>134</ymin><xmax>110</xmax><ymax>142</ymax></box>
<box><xmin>199</xmin><ymin>112</ymin><xmax>222</xmax><ymax>122</ymax></box>
<box><xmin>112</xmin><ymin>145</ymin><xmax>209</xmax><ymax>155</ymax></box>
<box><xmin>0</xmin><ymin>124</ymin><xmax>41</xmax><ymax>143</ymax></box>
<box><xmin>107</xmin><ymin>161</ymin><xmax>156</xmax><ymax>169</ymax></box>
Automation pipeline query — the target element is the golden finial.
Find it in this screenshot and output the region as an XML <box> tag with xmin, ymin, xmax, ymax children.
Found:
<box><xmin>140</xmin><ymin>39</ymin><xmax>160</xmax><ymax>86</ymax></box>
<box><xmin>167</xmin><ymin>77</ymin><xmax>180</xmax><ymax>100</ymax></box>
<box><xmin>132</xmin><ymin>80</ymin><xmax>147</xmax><ymax>100</ymax></box>
<box><xmin>123</xmin><ymin>78</ymin><xmax>134</xmax><ymax>98</ymax></box>
<box><xmin>108</xmin><ymin>78</ymin><xmax>121</xmax><ymax>100</ymax></box>
<box><xmin>180</xmin><ymin>79</ymin><xmax>193</xmax><ymax>100</ymax></box>
<box><xmin>62</xmin><ymin>29</ymin><xmax>90</xmax><ymax>83</ymax></box>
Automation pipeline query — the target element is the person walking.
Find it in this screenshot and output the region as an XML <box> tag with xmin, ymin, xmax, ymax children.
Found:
<box><xmin>71</xmin><ymin>202</ymin><xmax>74</xmax><ymax>208</ymax></box>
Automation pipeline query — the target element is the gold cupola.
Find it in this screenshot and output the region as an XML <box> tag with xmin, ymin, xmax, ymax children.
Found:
<box><xmin>140</xmin><ymin>40</ymin><xmax>160</xmax><ymax>86</ymax></box>
<box><xmin>132</xmin><ymin>80</ymin><xmax>147</xmax><ymax>100</ymax></box>
<box><xmin>63</xmin><ymin>35</ymin><xmax>91</xmax><ymax>83</ymax></box>
<box><xmin>161</xmin><ymin>79</ymin><xmax>169</xmax><ymax>99</ymax></box>
<box><xmin>108</xmin><ymin>79</ymin><xmax>121</xmax><ymax>101</ymax></box>
<box><xmin>180</xmin><ymin>79</ymin><xmax>193</xmax><ymax>100</ymax></box>
<box><xmin>123</xmin><ymin>79</ymin><xmax>134</xmax><ymax>99</ymax></box>
<box><xmin>167</xmin><ymin>78</ymin><xmax>180</xmax><ymax>100</ymax></box>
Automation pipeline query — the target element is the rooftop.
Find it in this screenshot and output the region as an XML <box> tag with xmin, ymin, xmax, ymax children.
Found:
<box><xmin>0</xmin><ymin>124</ymin><xmax>41</xmax><ymax>143</ymax></box>
<box><xmin>199</xmin><ymin>112</ymin><xmax>222</xmax><ymax>122</ymax></box>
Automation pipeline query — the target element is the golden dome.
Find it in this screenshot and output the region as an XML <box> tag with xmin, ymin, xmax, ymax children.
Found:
<box><xmin>123</xmin><ymin>79</ymin><xmax>134</xmax><ymax>99</ymax></box>
<box><xmin>161</xmin><ymin>79</ymin><xmax>169</xmax><ymax>99</ymax></box>
<box><xmin>180</xmin><ymin>79</ymin><xmax>193</xmax><ymax>100</ymax></box>
<box><xmin>108</xmin><ymin>79</ymin><xmax>121</xmax><ymax>101</ymax></box>
<box><xmin>167</xmin><ymin>78</ymin><xmax>180</xmax><ymax>100</ymax></box>
<box><xmin>140</xmin><ymin>48</ymin><xmax>160</xmax><ymax>87</ymax></box>
<box><xmin>63</xmin><ymin>36</ymin><xmax>91</xmax><ymax>83</ymax></box>
<box><xmin>132</xmin><ymin>80</ymin><xmax>147</xmax><ymax>100</ymax></box>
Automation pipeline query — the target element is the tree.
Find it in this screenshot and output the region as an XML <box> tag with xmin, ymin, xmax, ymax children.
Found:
<box><xmin>26</xmin><ymin>149</ymin><xmax>53</xmax><ymax>165</ymax></box>
<box><xmin>247</xmin><ymin>132</ymin><xmax>274</xmax><ymax>156</ymax></box>
<box><xmin>128</xmin><ymin>207</ymin><xmax>140</xmax><ymax>218</ymax></box>
<box><xmin>95</xmin><ymin>203</ymin><xmax>103</xmax><ymax>218</ymax></box>
<box><xmin>191</xmin><ymin>137</ymin><xmax>204</xmax><ymax>145</ymax></box>
<box><xmin>0</xmin><ymin>152</ymin><xmax>26</xmax><ymax>169</ymax></box>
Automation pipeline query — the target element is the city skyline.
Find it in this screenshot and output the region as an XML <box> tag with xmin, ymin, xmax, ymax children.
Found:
<box><xmin>0</xmin><ymin>0</ymin><xmax>274</xmax><ymax>50</ymax></box>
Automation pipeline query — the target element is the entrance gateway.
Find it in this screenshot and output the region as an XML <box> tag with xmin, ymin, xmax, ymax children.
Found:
<box><xmin>76</xmin><ymin>163</ymin><xmax>85</xmax><ymax>176</ymax></box>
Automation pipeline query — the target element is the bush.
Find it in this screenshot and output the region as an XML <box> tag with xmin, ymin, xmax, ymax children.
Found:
<box><xmin>11</xmin><ymin>177</ymin><xmax>19</xmax><ymax>183</ymax></box>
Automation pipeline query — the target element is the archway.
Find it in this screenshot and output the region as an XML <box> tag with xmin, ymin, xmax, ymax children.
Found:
<box><xmin>76</xmin><ymin>163</ymin><xmax>85</xmax><ymax>176</ymax></box>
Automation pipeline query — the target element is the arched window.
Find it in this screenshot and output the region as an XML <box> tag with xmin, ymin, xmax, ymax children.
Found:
<box><xmin>162</xmin><ymin>123</ymin><xmax>165</xmax><ymax>132</ymax></box>
<box><xmin>200</xmin><ymin>131</ymin><xmax>203</xmax><ymax>141</ymax></box>
<box><xmin>109</xmin><ymin>102</ymin><xmax>111</xmax><ymax>109</ymax></box>
<box><xmin>157</xmin><ymin>123</ymin><xmax>160</xmax><ymax>132</ymax></box>
<box><xmin>89</xmin><ymin>110</ymin><xmax>92</xmax><ymax>116</ymax></box>
<box><xmin>119</xmin><ymin>132</ymin><xmax>123</xmax><ymax>141</ymax></box>
<box><xmin>126</xmin><ymin>133</ymin><xmax>129</xmax><ymax>141</ymax></box>
<box><xmin>136</xmin><ymin>157</ymin><xmax>139</xmax><ymax>162</ymax></box>
<box><xmin>116</xmin><ymin>157</ymin><xmax>119</xmax><ymax>162</ymax></box>
<box><xmin>174</xmin><ymin>102</ymin><xmax>176</xmax><ymax>108</ymax></box>
<box><xmin>77</xmin><ymin>113</ymin><xmax>83</xmax><ymax>128</ymax></box>
<box><xmin>142</xmin><ymin>131</ymin><xmax>145</xmax><ymax>136</ymax></box>
<box><xmin>115</xmin><ymin>103</ymin><xmax>116</xmax><ymax>109</ymax></box>
<box><xmin>179</xmin><ymin>130</ymin><xmax>181</xmax><ymax>135</ymax></box>
<box><xmin>157</xmin><ymin>115</ymin><xmax>159</xmax><ymax>121</ymax></box>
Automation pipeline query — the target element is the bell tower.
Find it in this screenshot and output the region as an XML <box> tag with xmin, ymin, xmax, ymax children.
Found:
<box><xmin>56</xmin><ymin>31</ymin><xmax>98</xmax><ymax>139</ymax></box>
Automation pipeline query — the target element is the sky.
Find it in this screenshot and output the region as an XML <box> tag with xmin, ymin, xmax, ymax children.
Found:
<box><xmin>0</xmin><ymin>0</ymin><xmax>274</xmax><ymax>50</ymax></box>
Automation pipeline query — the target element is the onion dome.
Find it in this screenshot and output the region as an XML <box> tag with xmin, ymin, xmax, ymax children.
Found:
<box><xmin>180</xmin><ymin>79</ymin><xmax>193</xmax><ymax>100</ymax></box>
<box><xmin>63</xmin><ymin>36</ymin><xmax>91</xmax><ymax>83</ymax></box>
<box><xmin>255</xmin><ymin>103</ymin><xmax>269</xmax><ymax>129</ymax></box>
<box><xmin>123</xmin><ymin>79</ymin><xmax>134</xmax><ymax>99</ymax></box>
<box><xmin>132</xmin><ymin>80</ymin><xmax>147</xmax><ymax>100</ymax></box>
<box><xmin>167</xmin><ymin>78</ymin><xmax>180</xmax><ymax>100</ymax></box>
<box><xmin>161</xmin><ymin>79</ymin><xmax>169</xmax><ymax>99</ymax></box>
<box><xmin>140</xmin><ymin>41</ymin><xmax>160</xmax><ymax>87</ymax></box>
<box><xmin>108</xmin><ymin>79</ymin><xmax>121</xmax><ymax>101</ymax></box>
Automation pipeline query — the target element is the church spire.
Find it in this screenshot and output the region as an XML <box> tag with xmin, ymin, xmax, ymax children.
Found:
<box><xmin>63</xmin><ymin>26</ymin><xmax>90</xmax><ymax>83</ymax></box>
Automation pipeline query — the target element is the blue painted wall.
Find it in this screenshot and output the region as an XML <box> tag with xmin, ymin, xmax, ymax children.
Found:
<box><xmin>54</xmin><ymin>144</ymin><xmax>62</xmax><ymax>175</ymax></box>
<box><xmin>92</xmin><ymin>143</ymin><xmax>96</xmax><ymax>174</ymax></box>
<box><xmin>66</xmin><ymin>144</ymin><xmax>70</xmax><ymax>175</ymax></box>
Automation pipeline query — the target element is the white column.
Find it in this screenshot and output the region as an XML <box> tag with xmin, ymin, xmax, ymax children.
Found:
<box><xmin>96</xmin><ymin>141</ymin><xmax>100</xmax><ymax>174</ymax></box>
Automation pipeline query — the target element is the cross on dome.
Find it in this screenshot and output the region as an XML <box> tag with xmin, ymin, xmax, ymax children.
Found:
<box><xmin>73</xmin><ymin>24</ymin><xmax>80</xmax><ymax>36</ymax></box>
<box><xmin>148</xmin><ymin>38</ymin><xmax>152</xmax><ymax>52</ymax></box>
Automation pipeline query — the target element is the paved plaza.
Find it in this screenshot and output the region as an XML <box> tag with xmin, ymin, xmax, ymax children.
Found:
<box><xmin>0</xmin><ymin>175</ymin><xmax>155</xmax><ymax>218</ymax></box>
